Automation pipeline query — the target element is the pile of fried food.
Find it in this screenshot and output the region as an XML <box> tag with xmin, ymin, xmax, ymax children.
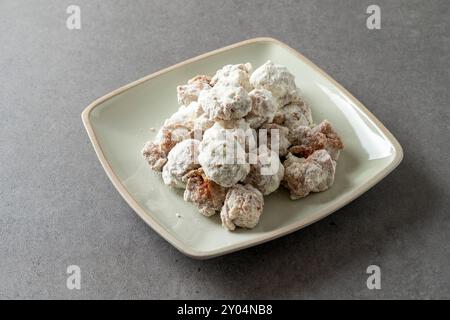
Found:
<box><xmin>142</xmin><ymin>61</ymin><xmax>344</xmax><ymax>231</ymax></box>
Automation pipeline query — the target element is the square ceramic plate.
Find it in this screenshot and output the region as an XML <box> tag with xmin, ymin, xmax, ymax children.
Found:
<box><xmin>82</xmin><ymin>37</ymin><xmax>403</xmax><ymax>259</ymax></box>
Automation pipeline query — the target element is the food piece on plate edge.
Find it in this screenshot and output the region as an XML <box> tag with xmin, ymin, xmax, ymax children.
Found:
<box><xmin>221</xmin><ymin>184</ymin><xmax>264</xmax><ymax>231</ymax></box>
<box><xmin>288</xmin><ymin>120</ymin><xmax>344</xmax><ymax>161</ymax></box>
<box><xmin>282</xmin><ymin>150</ymin><xmax>336</xmax><ymax>200</ymax></box>
<box><xmin>162</xmin><ymin>139</ymin><xmax>201</xmax><ymax>189</ymax></box>
<box><xmin>183</xmin><ymin>168</ymin><xmax>228</xmax><ymax>217</ymax></box>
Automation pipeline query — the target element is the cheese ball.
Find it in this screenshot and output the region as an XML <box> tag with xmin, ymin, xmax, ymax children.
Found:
<box><xmin>250</xmin><ymin>60</ymin><xmax>298</xmax><ymax>107</ymax></box>
<box><xmin>245</xmin><ymin>89</ymin><xmax>278</xmax><ymax>129</ymax></box>
<box><xmin>198</xmin><ymin>139</ymin><xmax>250</xmax><ymax>187</ymax></box>
<box><xmin>210</xmin><ymin>63</ymin><xmax>253</xmax><ymax>92</ymax></box>
<box><xmin>282</xmin><ymin>150</ymin><xmax>336</xmax><ymax>200</ymax></box>
<box><xmin>220</xmin><ymin>184</ymin><xmax>264</xmax><ymax>231</ymax></box>
<box><xmin>198</xmin><ymin>85</ymin><xmax>252</xmax><ymax>121</ymax></box>
<box><xmin>162</xmin><ymin>139</ymin><xmax>201</xmax><ymax>189</ymax></box>
<box><xmin>201</xmin><ymin>119</ymin><xmax>256</xmax><ymax>153</ymax></box>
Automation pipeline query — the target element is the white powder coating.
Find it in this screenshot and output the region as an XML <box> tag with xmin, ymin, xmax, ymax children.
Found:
<box><xmin>141</xmin><ymin>102</ymin><xmax>210</xmax><ymax>172</ymax></box>
<box><xmin>287</xmin><ymin>120</ymin><xmax>344</xmax><ymax>161</ymax></box>
<box><xmin>210</xmin><ymin>63</ymin><xmax>253</xmax><ymax>92</ymax></box>
<box><xmin>183</xmin><ymin>168</ymin><xmax>228</xmax><ymax>217</ymax></box>
<box><xmin>141</xmin><ymin>140</ymin><xmax>168</xmax><ymax>171</ymax></box>
<box><xmin>155</xmin><ymin>123</ymin><xmax>193</xmax><ymax>145</ymax></box>
<box><xmin>200</xmin><ymin>119</ymin><xmax>256</xmax><ymax>152</ymax></box>
<box><xmin>177</xmin><ymin>75</ymin><xmax>211</xmax><ymax>106</ymax></box>
<box><xmin>198</xmin><ymin>139</ymin><xmax>250</xmax><ymax>187</ymax></box>
<box><xmin>171</xmin><ymin>101</ymin><xmax>215</xmax><ymax>134</ymax></box>
<box><xmin>309</xmin><ymin>120</ymin><xmax>344</xmax><ymax>160</ymax></box>
<box><xmin>165</xmin><ymin>101</ymin><xmax>206</xmax><ymax>128</ymax></box>
<box><xmin>162</xmin><ymin>139</ymin><xmax>201</xmax><ymax>189</ymax></box>
<box><xmin>286</xmin><ymin>125</ymin><xmax>312</xmax><ymax>146</ymax></box>
<box><xmin>258</xmin><ymin>123</ymin><xmax>291</xmax><ymax>157</ymax></box>
<box><xmin>193</xmin><ymin>113</ymin><xmax>215</xmax><ymax>133</ymax></box>
<box><xmin>198</xmin><ymin>84</ymin><xmax>252</xmax><ymax>121</ymax></box>
<box><xmin>142</xmin><ymin>122</ymin><xmax>193</xmax><ymax>172</ymax></box>
<box><xmin>283</xmin><ymin>150</ymin><xmax>336</xmax><ymax>200</ymax></box>
<box><xmin>274</xmin><ymin>102</ymin><xmax>313</xmax><ymax>144</ymax></box>
<box><xmin>244</xmin><ymin>146</ymin><xmax>285</xmax><ymax>195</ymax></box>
<box><xmin>250</xmin><ymin>60</ymin><xmax>298</xmax><ymax>107</ymax></box>
<box><xmin>221</xmin><ymin>184</ymin><xmax>264</xmax><ymax>231</ymax></box>
<box><xmin>245</xmin><ymin>89</ymin><xmax>278</xmax><ymax>129</ymax></box>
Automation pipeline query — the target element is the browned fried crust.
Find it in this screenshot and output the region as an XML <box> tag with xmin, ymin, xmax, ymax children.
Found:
<box><xmin>142</xmin><ymin>141</ymin><xmax>167</xmax><ymax>171</ymax></box>
<box><xmin>183</xmin><ymin>168</ymin><xmax>228</xmax><ymax>215</ymax></box>
<box><xmin>160</xmin><ymin>124</ymin><xmax>194</xmax><ymax>154</ymax></box>
<box><xmin>315</xmin><ymin>120</ymin><xmax>344</xmax><ymax>150</ymax></box>
<box><xmin>288</xmin><ymin>135</ymin><xmax>327</xmax><ymax>158</ymax></box>
<box><xmin>288</xmin><ymin>120</ymin><xmax>343</xmax><ymax>158</ymax></box>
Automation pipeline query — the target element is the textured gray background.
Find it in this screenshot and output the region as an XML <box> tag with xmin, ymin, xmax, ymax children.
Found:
<box><xmin>1</xmin><ymin>0</ymin><xmax>449</xmax><ymax>299</ymax></box>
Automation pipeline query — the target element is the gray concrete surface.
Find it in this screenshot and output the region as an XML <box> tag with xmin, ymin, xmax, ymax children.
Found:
<box><xmin>1</xmin><ymin>0</ymin><xmax>449</xmax><ymax>299</ymax></box>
